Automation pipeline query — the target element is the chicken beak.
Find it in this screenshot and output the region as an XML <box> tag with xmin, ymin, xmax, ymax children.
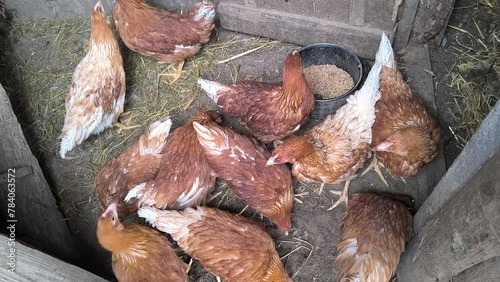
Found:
<box><xmin>374</xmin><ymin>141</ymin><xmax>393</xmax><ymax>152</ymax></box>
<box><xmin>102</xmin><ymin>203</ymin><xmax>118</xmax><ymax>219</ymax></box>
<box><xmin>266</xmin><ymin>155</ymin><xmax>277</xmax><ymax>166</ymax></box>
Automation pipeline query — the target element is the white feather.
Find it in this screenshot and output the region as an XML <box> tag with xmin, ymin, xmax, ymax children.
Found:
<box><xmin>198</xmin><ymin>78</ymin><xmax>230</xmax><ymax>104</ymax></box>
<box><xmin>137</xmin><ymin>206</ymin><xmax>205</xmax><ymax>242</ymax></box>
<box><xmin>193</xmin><ymin>0</ymin><xmax>216</xmax><ymax>21</ymax></box>
<box><xmin>124</xmin><ymin>182</ymin><xmax>146</xmax><ymax>202</ymax></box>
<box><xmin>375</xmin><ymin>32</ymin><xmax>394</xmax><ymax>69</ymax></box>
<box><xmin>193</xmin><ymin>122</ymin><xmax>230</xmax><ymax>156</ymax></box>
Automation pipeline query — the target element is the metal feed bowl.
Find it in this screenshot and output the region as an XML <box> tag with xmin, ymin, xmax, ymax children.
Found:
<box><xmin>299</xmin><ymin>43</ymin><xmax>364</xmax><ymax>120</ymax></box>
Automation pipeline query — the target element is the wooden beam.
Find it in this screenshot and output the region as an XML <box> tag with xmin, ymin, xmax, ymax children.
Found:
<box><xmin>0</xmin><ymin>234</ymin><xmax>107</xmax><ymax>281</ymax></box>
<box><xmin>397</xmin><ymin>151</ymin><xmax>500</xmax><ymax>281</ymax></box>
<box><xmin>0</xmin><ymin>84</ymin><xmax>78</xmax><ymax>262</ymax></box>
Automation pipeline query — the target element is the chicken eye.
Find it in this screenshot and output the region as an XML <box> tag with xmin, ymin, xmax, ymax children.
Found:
<box><xmin>111</xmin><ymin>216</ymin><xmax>116</xmax><ymax>223</ymax></box>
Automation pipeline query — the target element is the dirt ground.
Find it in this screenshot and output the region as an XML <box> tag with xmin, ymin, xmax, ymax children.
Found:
<box><xmin>0</xmin><ymin>0</ymin><xmax>497</xmax><ymax>281</ymax></box>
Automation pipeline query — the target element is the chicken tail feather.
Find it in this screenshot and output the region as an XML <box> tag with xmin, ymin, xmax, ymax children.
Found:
<box><xmin>198</xmin><ymin>78</ymin><xmax>229</xmax><ymax>104</ymax></box>
<box><xmin>124</xmin><ymin>182</ymin><xmax>146</xmax><ymax>203</ymax></box>
<box><xmin>375</xmin><ymin>32</ymin><xmax>394</xmax><ymax>69</ymax></box>
<box><xmin>137</xmin><ymin>206</ymin><xmax>159</xmax><ymax>227</ymax></box>
<box><xmin>138</xmin><ymin>207</ymin><xmax>205</xmax><ymax>242</ymax></box>
<box><xmin>60</xmin><ymin>129</ymin><xmax>77</xmax><ymax>159</ymax></box>
<box><xmin>139</xmin><ymin>116</ymin><xmax>172</xmax><ymax>155</ymax></box>
<box><xmin>193</xmin><ymin>122</ymin><xmax>230</xmax><ymax>156</ymax></box>
<box><xmin>191</xmin><ymin>0</ymin><xmax>216</xmax><ymax>22</ymax></box>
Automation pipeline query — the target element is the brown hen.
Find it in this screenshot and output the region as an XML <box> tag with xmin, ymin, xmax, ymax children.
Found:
<box><xmin>335</xmin><ymin>193</ymin><xmax>413</xmax><ymax>282</ymax></box>
<box><xmin>193</xmin><ymin>122</ymin><xmax>294</xmax><ymax>234</ymax></box>
<box><xmin>138</xmin><ymin>206</ymin><xmax>292</xmax><ymax>282</ymax></box>
<box><xmin>365</xmin><ymin>33</ymin><xmax>441</xmax><ymax>183</ymax></box>
<box><xmin>266</xmin><ymin>35</ymin><xmax>388</xmax><ymax>210</ymax></box>
<box><xmin>95</xmin><ymin>117</ymin><xmax>171</xmax><ymax>217</ymax></box>
<box><xmin>113</xmin><ymin>0</ymin><xmax>215</xmax><ymax>82</ymax></box>
<box><xmin>97</xmin><ymin>204</ymin><xmax>187</xmax><ymax>282</ymax></box>
<box><xmin>198</xmin><ymin>50</ymin><xmax>315</xmax><ymax>143</ymax></box>
<box><xmin>124</xmin><ymin>111</ymin><xmax>220</xmax><ymax>211</ymax></box>
<box><xmin>60</xmin><ymin>0</ymin><xmax>125</xmax><ymax>158</ymax></box>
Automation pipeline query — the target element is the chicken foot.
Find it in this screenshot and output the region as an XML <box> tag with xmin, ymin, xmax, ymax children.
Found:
<box><xmin>168</xmin><ymin>60</ymin><xmax>186</xmax><ymax>85</ymax></box>
<box><xmin>361</xmin><ymin>156</ymin><xmax>389</xmax><ymax>187</ymax></box>
<box><xmin>318</xmin><ymin>183</ymin><xmax>325</xmax><ymax>195</ymax></box>
<box><xmin>113</xmin><ymin>112</ymin><xmax>140</xmax><ymax>131</ymax></box>
<box><xmin>327</xmin><ymin>180</ymin><xmax>350</xmax><ymax>211</ymax></box>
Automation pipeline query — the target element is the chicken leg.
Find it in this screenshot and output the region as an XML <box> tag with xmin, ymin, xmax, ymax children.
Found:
<box><xmin>318</xmin><ymin>183</ymin><xmax>325</xmax><ymax>195</ymax></box>
<box><xmin>327</xmin><ymin>180</ymin><xmax>350</xmax><ymax>211</ymax></box>
<box><xmin>361</xmin><ymin>156</ymin><xmax>389</xmax><ymax>187</ymax></box>
<box><xmin>168</xmin><ymin>60</ymin><xmax>185</xmax><ymax>85</ymax></box>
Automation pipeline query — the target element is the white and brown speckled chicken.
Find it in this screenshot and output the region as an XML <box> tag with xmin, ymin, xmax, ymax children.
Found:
<box><xmin>364</xmin><ymin>33</ymin><xmax>441</xmax><ymax>184</ymax></box>
<box><xmin>138</xmin><ymin>206</ymin><xmax>292</xmax><ymax>282</ymax></box>
<box><xmin>266</xmin><ymin>37</ymin><xmax>388</xmax><ymax>210</ymax></box>
<box><xmin>124</xmin><ymin>111</ymin><xmax>221</xmax><ymax>210</ymax></box>
<box><xmin>95</xmin><ymin>117</ymin><xmax>172</xmax><ymax>217</ymax></box>
<box><xmin>60</xmin><ymin>0</ymin><xmax>125</xmax><ymax>158</ymax></box>
<box><xmin>335</xmin><ymin>193</ymin><xmax>413</xmax><ymax>282</ymax></box>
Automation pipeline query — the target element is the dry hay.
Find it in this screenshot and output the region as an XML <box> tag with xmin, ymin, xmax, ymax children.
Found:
<box><xmin>447</xmin><ymin>0</ymin><xmax>500</xmax><ymax>147</ymax></box>
<box><xmin>3</xmin><ymin>15</ymin><xmax>280</xmax><ymax>170</ymax></box>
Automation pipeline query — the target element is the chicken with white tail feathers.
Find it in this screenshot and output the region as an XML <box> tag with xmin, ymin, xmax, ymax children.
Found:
<box><xmin>266</xmin><ymin>33</ymin><xmax>391</xmax><ymax>210</ymax></box>
<box><xmin>138</xmin><ymin>206</ymin><xmax>293</xmax><ymax>282</ymax></box>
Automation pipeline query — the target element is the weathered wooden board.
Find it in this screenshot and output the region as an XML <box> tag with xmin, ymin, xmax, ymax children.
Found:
<box><xmin>413</xmin><ymin>102</ymin><xmax>500</xmax><ymax>234</ymax></box>
<box><xmin>410</xmin><ymin>0</ymin><xmax>457</xmax><ymax>44</ymax></box>
<box><xmin>0</xmin><ymin>84</ymin><xmax>78</xmax><ymax>262</ymax></box>
<box><xmin>397</xmin><ymin>150</ymin><xmax>500</xmax><ymax>281</ymax></box>
<box><xmin>0</xmin><ymin>234</ymin><xmax>107</xmax><ymax>281</ymax></box>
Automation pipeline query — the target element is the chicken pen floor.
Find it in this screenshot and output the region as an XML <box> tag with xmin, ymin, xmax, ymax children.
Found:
<box><xmin>0</xmin><ymin>0</ymin><xmax>498</xmax><ymax>280</ymax></box>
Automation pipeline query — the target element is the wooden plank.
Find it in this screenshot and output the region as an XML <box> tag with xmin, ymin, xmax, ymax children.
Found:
<box><xmin>0</xmin><ymin>234</ymin><xmax>107</xmax><ymax>281</ymax></box>
<box><xmin>413</xmin><ymin>102</ymin><xmax>500</xmax><ymax>233</ymax></box>
<box><xmin>452</xmin><ymin>256</ymin><xmax>500</xmax><ymax>282</ymax></box>
<box><xmin>0</xmin><ymin>84</ymin><xmax>78</xmax><ymax>262</ymax></box>
<box><xmin>397</xmin><ymin>151</ymin><xmax>500</xmax><ymax>281</ymax></box>
<box><xmin>393</xmin><ymin>0</ymin><xmax>419</xmax><ymax>50</ymax></box>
